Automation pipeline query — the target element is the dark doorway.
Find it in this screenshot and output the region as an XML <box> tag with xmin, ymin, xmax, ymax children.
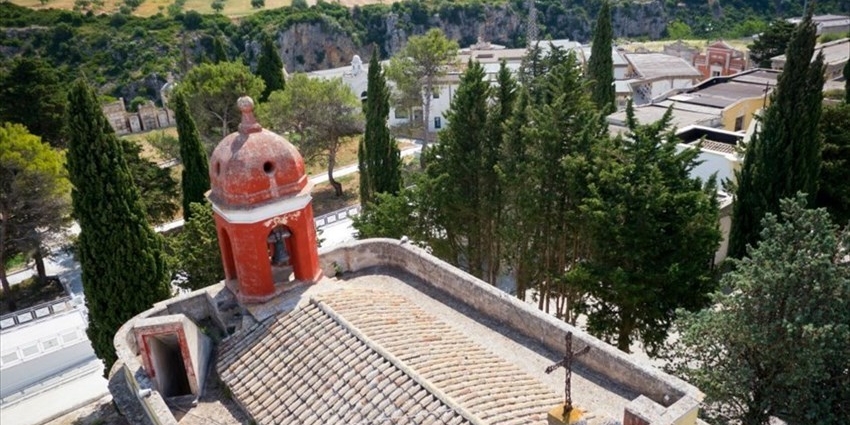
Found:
<box><xmin>147</xmin><ymin>334</ymin><xmax>192</xmax><ymax>397</ymax></box>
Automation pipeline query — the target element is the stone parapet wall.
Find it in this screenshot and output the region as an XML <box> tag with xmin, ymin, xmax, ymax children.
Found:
<box><xmin>111</xmin><ymin>284</ymin><xmax>226</xmax><ymax>425</ymax></box>
<box><xmin>318</xmin><ymin>239</ymin><xmax>704</xmax><ymax>425</ymax></box>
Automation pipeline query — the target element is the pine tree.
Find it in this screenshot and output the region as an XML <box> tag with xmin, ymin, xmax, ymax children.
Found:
<box><xmin>587</xmin><ymin>0</ymin><xmax>614</xmax><ymax>113</ymax></box>
<box><xmin>173</xmin><ymin>90</ymin><xmax>210</xmax><ymax>221</ymax></box>
<box><xmin>256</xmin><ymin>34</ymin><xmax>285</xmax><ymax>102</ymax></box>
<box><xmin>65</xmin><ymin>80</ymin><xmax>171</xmax><ymax>370</ymax></box>
<box><xmin>729</xmin><ymin>13</ymin><xmax>825</xmax><ymax>258</ymax></box>
<box><xmin>359</xmin><ymin>45</ymin><xmax>401</xmax><ymax>208</ymax></box>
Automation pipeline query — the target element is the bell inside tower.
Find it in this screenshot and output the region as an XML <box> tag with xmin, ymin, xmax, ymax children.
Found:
<box><xmin>267</xmin><ymin>226</ymin><xmax>293</xmax><ymax>283</ymax></box>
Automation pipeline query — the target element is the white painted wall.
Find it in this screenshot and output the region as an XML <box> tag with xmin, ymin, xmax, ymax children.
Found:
<box><xmin>675</xmin><ymin>143</ymin><xmax>739</xmax><ymax>185</ymax></box>
<box><xmin>0</xmin><ymin>310</ymin><xmax>95</xmax><ymax>399</ymax></box>
<box><xmin>650</xmin><ymin>77</ymin><xmax>696</xmax><ymax>99</ymax></box>
<box><xmin>614</xmin><ymin>65</ymin><xmax>628</xmax><ymax>80</ymax></box>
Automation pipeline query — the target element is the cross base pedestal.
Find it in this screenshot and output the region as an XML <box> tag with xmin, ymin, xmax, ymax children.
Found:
<box><xmin>547</xmin><ymin>405</ymin><xmax>587</xmax><ymax>425</ymax></box>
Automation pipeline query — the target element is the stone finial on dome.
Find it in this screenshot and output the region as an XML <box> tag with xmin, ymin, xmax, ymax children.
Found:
<box><xmin>238</xmin><ymin>96</ymin><xmax>262</xmax><ymax>134</ymax></box>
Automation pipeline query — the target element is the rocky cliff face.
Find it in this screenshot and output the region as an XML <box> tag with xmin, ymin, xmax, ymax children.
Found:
<box><xmin>273</xmin><ymin>0</ymin><xmax>669</xmax><ymax>72</ymax></box>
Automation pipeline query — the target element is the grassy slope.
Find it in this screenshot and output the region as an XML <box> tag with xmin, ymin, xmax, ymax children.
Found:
<box><xmin>10</xmin><ymin>0</ymin><xmax>395</xmax><ymax>18</ymax></box>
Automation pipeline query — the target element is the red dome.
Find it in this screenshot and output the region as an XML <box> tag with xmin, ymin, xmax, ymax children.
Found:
<box><xmin>209</xmin><ymin>97</ymin><xmax>307</xmax><ymax>207</ymax></box>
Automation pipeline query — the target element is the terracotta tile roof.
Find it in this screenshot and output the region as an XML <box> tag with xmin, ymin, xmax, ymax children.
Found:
<box><xmin>697</xmin><ymin>139</ymin><xmax>738</xmax><ymax>155</ymax></box>
<box><xmin>217</xmin><ymin>299</ymin><xmax>471</xmax><ymax>424</ymax></box>
<box><xmin>217</xmin><ymin>288</ymin><xmax>561</xmax><ymax>424</ymax></box>
<box><xmin>318</xmin><ymin>289</ymin><xmax>561</xmax><ymax>424</ymax></box>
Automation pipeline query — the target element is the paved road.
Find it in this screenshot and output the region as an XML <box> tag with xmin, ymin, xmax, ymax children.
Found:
<box><xmin>7</xmin><ymin>141</ymin><xmax>422</xmax><ymax>289</ymax></box>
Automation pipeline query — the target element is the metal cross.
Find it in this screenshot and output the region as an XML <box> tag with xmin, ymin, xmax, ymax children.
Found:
<box><xmin>545</xmin><ymin>332</ymin><xmax>590</xmax><ymax>414</ymax></box>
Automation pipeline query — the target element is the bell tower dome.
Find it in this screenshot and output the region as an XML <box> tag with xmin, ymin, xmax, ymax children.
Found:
<box><xmin>208</xmin><ymin>96</ymin><xmax>322</xmax><ymax>304</ymax></box>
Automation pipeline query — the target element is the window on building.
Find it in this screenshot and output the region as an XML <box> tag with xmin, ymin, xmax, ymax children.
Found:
<box><xmin>712</xmin><ymin>70</ymin><xmax>721</xmax><ymax>77</ymax></box>
<box><xmin>434</xmin><ymin>117</ymin><xmax>442</xmax><ymax>129</ymax></box>
<box><xmin>734</xmin><ymin>115</ymin><xmax>744</xmax><ymax>132</ymax></box>
<box><xmin>432</xmin><ymin>89</ymin><xmax>440</xmax><ymax>99</ymax></box>
<box><xmin>394</xmin><ymin>108</ymin><xmax>409</xmax><ymax>119</ymax></box>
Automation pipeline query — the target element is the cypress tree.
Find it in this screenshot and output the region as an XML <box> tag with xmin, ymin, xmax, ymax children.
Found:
<box><xmin>424</xmin><ymin>60</ymin><xmax>491</xmax><ymax>278</ymax></box>
<box><xmin>359</xmin><ymin>45</ymin><xmax>401</xmax><ymax>207</ymax></box>
<box><xmin>729</xmin><ymin>12</ymin><xmax>825</xmax><ymax>258</ymax></box>
<box><xmin>212</xmin><ymin>36</ymin><xmax>228</xmax><ymax>64</ymax></box>
<box><xmin>174</xmin><ymin>90</ymin><xmax>210</xmax><ymax>221</ymax></box>
<box><xmin>256</xmin><ymin>34</ymin><xmax>286</xmax><ymax>102</ymax></box>
<box><xmin>587</xmin><ymin>0</ymin><xmax>615</xmax><ymax>113</ymax></box>
<box><xmin>842</xmin><ymin>60</ymin><xmax>850</xmax><ymax>105</ymax></box>
<box><xmin>65</xmin><ymin>80</ymin><xmax>171</xmax><ymax>370</ymax></box>
<box><xmin>480</xmin><ymin>61</ymin><xmax>517</xmax><ymax>284</ymax></box>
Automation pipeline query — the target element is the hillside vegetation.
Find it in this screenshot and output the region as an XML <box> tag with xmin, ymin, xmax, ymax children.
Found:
<box><xmin>1</xmin><ymin>0</ymin><xmax>847</xmax><ymax>103</ymax></box>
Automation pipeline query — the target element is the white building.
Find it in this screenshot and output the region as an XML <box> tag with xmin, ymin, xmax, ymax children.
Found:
<box><xmin>622</xmin><ymin>53</ymin><xmax>703</xmax><ymax>105</ymax></box>
<box><xmin>308</xmin><ymin>40</ymin><xmax>702</xmax><ymax>133</ymax></box>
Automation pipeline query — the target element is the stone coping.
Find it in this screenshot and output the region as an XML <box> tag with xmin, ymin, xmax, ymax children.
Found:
<box><xmin>318</xmin><ymin>239</ymin><xmax>704</xmax><ymax>425</ymax></box>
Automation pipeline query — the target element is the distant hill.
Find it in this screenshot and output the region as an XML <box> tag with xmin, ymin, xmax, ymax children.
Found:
<box><xmin>1</xmin><ymin>0</ymin><xmax>846</xmax><ymax>103</ymax></box>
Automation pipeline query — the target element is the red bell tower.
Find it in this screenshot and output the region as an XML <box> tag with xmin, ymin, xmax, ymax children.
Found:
<box><xmin>208</xmin><ymin>96</ymin><xmax>322</xmax><ymax>304</ymax></box>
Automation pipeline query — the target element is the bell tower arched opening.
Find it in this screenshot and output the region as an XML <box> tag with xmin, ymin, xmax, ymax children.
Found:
<box><xmin>207</xmin><ymin>96</ymin><xmax>323</xmax><ymax>304</ymax></box>
<box><xmin>267</xmin><ymin>226</ymin><xmax>294</xmax><ymax>284</ymax></box>
<box><xmin>218</xmin><ymin>227</ymin><xmax>237</xmax><ymax>280</ymax></box>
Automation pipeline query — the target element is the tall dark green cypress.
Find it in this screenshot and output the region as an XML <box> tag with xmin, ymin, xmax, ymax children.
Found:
<box><xmin>424</xmin><ymin>60</ymin><xmax>490</xmax><ymax>278</ymax></box>
<box><xmin>842</xmin><ymin>60</ymin><xmax>850</xmax><ymax>105</ymax></box>
<box><xmin>65</xmin><ymin>80</ymin><xmax>171</xmax><ymax>371</ymax></box>
<box><xmin>256</xmin><ymin>34</ymin><xmax>286</xmax><ymax>102</ymax></box>
<box><xmin>729</xmin><ymin>12</ymin><xmax>825</xmax><ymax>258</ymax></box>
<box><xmin>480</xmin><ymin>61</ymin><xmax>517</xmax><ymax>284</ymax></box>
<box><xmin>359</xmin><ymin>45</ymin><xmax>401</xmax><ymax>207</ymax></box>
<box><xmin>212</xmin><ymin>36</ymin><xmax>228</xmax><ymax>64</ymax></box>
<box><xmin>587</xmin><ymin>0</ymin><xmax>614</xmax><ymax>113</ymax></box>
<box><xmin>174</xmin><ymin>90</ymin><xmax>210</xmax><ymax>221</ymax></box>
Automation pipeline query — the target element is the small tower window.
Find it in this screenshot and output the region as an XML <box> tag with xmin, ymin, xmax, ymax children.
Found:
<box><xmin>263</xmin><ymin>161</ymin><xmax>275</xmax><ymax>174</ymax></box>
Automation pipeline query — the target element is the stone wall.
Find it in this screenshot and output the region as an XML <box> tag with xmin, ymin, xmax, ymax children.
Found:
<box><xmin>101</xmin><ymin>99</ymin><xmax>174</xmax><ymax>135</ymax></box>
<box><xmin>110</xmin><ymin>284</ymin><xmax>226</xmax><ymax>425</ymax></box>
<box><xmin>318</xmin><ymin>239</ymin><xmax>704</xmax><ymax>425</ymax></box>
<box><xmin>112</xmin><ymin>241</ymin><xmax>702</xmax><ymax>425</ymax></box>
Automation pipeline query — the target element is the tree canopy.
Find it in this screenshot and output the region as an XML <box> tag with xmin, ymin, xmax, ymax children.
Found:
<box><xmin>588</xmin><ymin>1</ymin><xmax>615</xmax><ymax>113</ymax></box>
<box><xmin>386</xmin><ymin>28</ymin><xmax>457</xmax><ymax>167</ymax></box>
<box><xmin>0</xmin><ymin>123</ymin><xmax>70</xmax><ymax>311</ymax></box>
<box><xmin>177</xmin><ymin>61</ymin><xmax>265</xmax><ymax>144</ymax></box>
<box><xmin>256</xmin><ymin>33</ymin><xmax>286</xmax><ymax>102</ymax></box>
<box><xmin>575</xmin><ymin>103</ymin><xmax>721</xmax><ymax>353</ymax></box>
<box><xmin>258</xmin><ymin>73</ymin><xmax>363</xmax><ymax>196</ymax></box>
<box><xmin>359</xmin><ymin>45</ymin><xmax>401</xmax><ymax>208</ymax></box>
<box><xmin>816</xmin><ymin>103</ymin><xmax>850</xmax><ymax>225</ymax></box>
<box><xmin>119</xmin><ymin>139</ymin><xmax>180</xmax><ymax>225</ymax></box>
<box><xmin>667</xmin><ymin>195</ymin><xmax>849</xmax><ymax>425</ymax></box>
<box><xmin>167</xmin><ymin>202</ymin><xmax>223</xmax><ymax>291</ymax></box>
<box><xmin>748</xmin><ymin>19</ymin><xmax>795</xmax><ymax>68</ymax></box>
<box><xmin>65</xmin><ymin>79</ymin><xmax>171</xmax><ymax>370</ymax></box>
<box><xmin>423</xmin><ymin>59</ymin><xmax>491</xmax><ymax>277</ymax></box>
<box><xmin>730</xmin><ymin>13</ymin><xmax>824</xmax><ymax>258</ymax></box>
<box><xmin>0</xmin><ymin>57</ymin><xmax>67</xmax><ymax>148</ymax></box>
<box><xmin>173</xmin><ymin>90</ymin><xmax>210</xmax><ymax>221</ymax></box>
